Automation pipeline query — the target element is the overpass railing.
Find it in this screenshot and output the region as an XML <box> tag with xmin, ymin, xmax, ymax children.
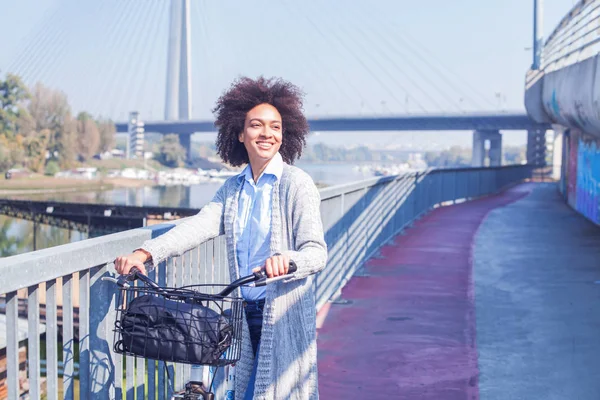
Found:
<box><xmin>0</xmin><ymin>164</ymin><xmax>534</xmax><ymax>399</ymax></box>
<box><xmin>542</xmin><ymin>0</ymin><xmax>600</xmax><ymax>71</ymax></box>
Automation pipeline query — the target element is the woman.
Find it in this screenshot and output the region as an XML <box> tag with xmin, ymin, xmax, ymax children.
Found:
<box><xmin>115</xmin><ymin>76</ymin><xmax>328</xmax><ymax>399</ymax></box>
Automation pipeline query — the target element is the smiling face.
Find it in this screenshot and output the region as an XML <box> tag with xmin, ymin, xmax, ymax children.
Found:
<box><xmin>239</xmin><ymin>103</ymin><xmax>283</xmax><ymax>167</ymax></box>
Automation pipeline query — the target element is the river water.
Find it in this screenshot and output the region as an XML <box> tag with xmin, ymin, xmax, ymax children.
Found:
<box><xmin>1</xmin><ymin>163</ymin><xmax>376</xmax><ymax>257</ymax></box>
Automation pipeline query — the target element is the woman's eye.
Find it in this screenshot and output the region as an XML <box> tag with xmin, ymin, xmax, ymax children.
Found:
<box><xmin>273</xmin><ymin>125</ymin><xmax>281</xmax><ymax>130</ymax></box>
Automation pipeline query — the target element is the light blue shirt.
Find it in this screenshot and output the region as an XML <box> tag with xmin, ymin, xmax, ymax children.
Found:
<box><xmin>235</xmin><ymin>152</ymin><xmax>283</xmax><ymax>300</ymax></box>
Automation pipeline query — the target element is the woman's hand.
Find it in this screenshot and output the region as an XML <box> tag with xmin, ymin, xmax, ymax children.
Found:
<box><xmin>114</xmin><ymin>250</ymin><xmax>150</xmax><ymax>275</ymax></box>
<box><xmin>253</xmin><ymin>254</ymin><xmax>290</xmax><ymax>278</ymax></box>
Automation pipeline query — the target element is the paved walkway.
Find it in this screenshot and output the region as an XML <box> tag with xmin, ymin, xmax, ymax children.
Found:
<box><xmin>317</xmin><ymin>183</ymin><xmax>600</xmax><ymax>399</ymax></box>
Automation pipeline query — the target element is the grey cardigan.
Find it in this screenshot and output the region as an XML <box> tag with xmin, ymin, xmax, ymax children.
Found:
<box><xmin>141</xmin><ymin>164</ymin><xmax>328</xmax><ymax>399</ymax></box>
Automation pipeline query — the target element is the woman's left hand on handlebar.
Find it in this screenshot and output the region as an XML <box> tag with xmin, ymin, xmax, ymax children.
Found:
<box><xmin>253</xmin><ymin>254</ymin><xmax>290</xmax><ymax>278</ymax></box>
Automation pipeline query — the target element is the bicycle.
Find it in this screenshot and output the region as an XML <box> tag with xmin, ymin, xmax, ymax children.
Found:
<box><xmin>103</xmin><ymin>260</ymin><xmax>297</xmax><ymax>400</ymax></box>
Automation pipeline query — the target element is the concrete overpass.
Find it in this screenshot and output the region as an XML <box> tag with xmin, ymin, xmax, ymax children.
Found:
<box><xmin>117</xmin><ymin>113</ymin><xmax>550</xmax><ymax>167</ymax></box>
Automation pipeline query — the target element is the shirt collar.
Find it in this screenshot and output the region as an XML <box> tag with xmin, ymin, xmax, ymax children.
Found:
<box><xmin>238</xmin><ymin>152</ymin><xmax>284</xmax><ymax>184</ymax></box>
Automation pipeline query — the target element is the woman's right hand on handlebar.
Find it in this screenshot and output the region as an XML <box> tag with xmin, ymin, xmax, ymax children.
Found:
<box><xmin>114</xmin><ymin>250</ymin><xmax>150</xmax><ymax>275</ymax></box>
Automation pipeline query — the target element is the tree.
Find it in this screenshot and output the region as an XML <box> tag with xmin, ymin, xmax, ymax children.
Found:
<box><xmin>0</xmin><ymin>218</ymin><xmax>22</xmax><ymax>257</ymax></box>
<box><xmin>504</xmin><ymin>145</ymin><xmax>526</xmax><ymax>165</ymax></box>
<box><xmin>58</xmin><ymin>113</ymin><xmax>78</xmax><ymax>169</ymax></box>
<box><xmin>0</xmin><ymin>72</ymin><xmax>29</xmax><ymax>137</ymax></box>
<box><xmin>156</xmin><ymin>134</ymin><xmax>186</xmax><ymax>167</ymax></box>
<box><xmin>26</xmin><ymin>83</ymin><xmax>78</xmax><ymax>168</ymax></box>
<box><xmin>76</xmin><ymin>112</ymin><xmax>100</xmax><ymax>161</ymax></box>
<box><xmin>97</xmin><ymin>118</ymin><xmax>116</xmax><ymax>153</ymax></box>
<box><xmin>24</xmin><ymin>128</ymin><xmax>51</xmax><ymax>172</ymax></box>
<box><xmin>425</xmin><ymin>146</ymin><xmax>471</xmax><ymax>168</ymax></box>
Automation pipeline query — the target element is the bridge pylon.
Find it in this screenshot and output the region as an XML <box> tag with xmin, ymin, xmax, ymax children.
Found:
<box><xmin>472</xmin><ymin>130</ymin><xmax>502</xmax><ymax>167</ymax></box>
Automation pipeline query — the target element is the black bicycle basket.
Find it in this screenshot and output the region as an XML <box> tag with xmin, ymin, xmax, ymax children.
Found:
<box><xmin>113</xmin><ymin>284</ymin><xmax>244</xmax><ymax>366</ymax></box>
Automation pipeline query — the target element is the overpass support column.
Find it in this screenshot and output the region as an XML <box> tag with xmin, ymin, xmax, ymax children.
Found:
<box><xmin>179</xmin><ymin>133</ymin><xmax>192</xmax><ymax>163</ymax></box>
<box><xmin>472</xmin><ymin>130</ymin><xmax>502</xmax><ymax>167</ymax></box>
<box><xmin>551</xmin><ymin>126</ymin><xmax>565</xmax><ymax>180</ymax></box>
<box><xmin>527</xmin><ymin>128</ymin><xmax>547</xmax><ymax>166</ymax></box>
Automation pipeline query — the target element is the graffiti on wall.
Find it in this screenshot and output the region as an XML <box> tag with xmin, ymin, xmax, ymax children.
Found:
<box><xmin>576</xmin><ymin>138</ymin><xmax>600</xmax><ymax>223</ymax></box>
<box><xmin>567</xmin><ymin>131</ymin><xmax>578</xmax><ymax>208</ymax></box>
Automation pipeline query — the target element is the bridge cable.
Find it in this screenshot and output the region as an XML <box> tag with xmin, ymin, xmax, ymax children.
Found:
<box><xmin>7</xmin><ymin>2</ymin><xmax>65</xmax><ymax>78</ymax></box>
<box><xmin>286</xmin><ymin>1</ymin><xmax>423</xmax><ymax>114</ymax></box>
<box><xmin>110</xmin><ymin>1</ymin><xmax>156</xmax><ymax>120</ymax></box>
<box><xmin>42</xmin><ymin>0</ymin><xmax>120</xmax><ymax>114</ymax></box>
<box><xmin>94</xmin><ymin>0</ymin><xmax>143</xmax><ymax>118</ymax></box>
<box><xmin>298</xmin><ymin>0</ymin><xmax>429</xmax><ymax>114</ymax></box>
<box><xmin>193</xmin><ymin>0</ymin><xmax>216</xmax><ymax>118</ymax></box>
<box><xmin>88</xmin><ymin>0</ymin><xmax>137</xmax><ymax>117</ymax></box>
<box><xmin>281</xmin><ymin>0</ymin><xmax>385</xmax><ymax>115</ymax></box>
<box><xmin>131</xmin><ymin>0</ymin><xmax>167</xmax><ymax>120</ymax></box>
<box><xmin>24</xmin><ymin>0</ymin><xmax>92</xmax><ymax>88</ymax></box>
<box><xmin>391</xmin><ymin>24</ymin><xmax>498</xmax><ymax>109</ymax></box>
<box><xmin>84</xmin><ymin>0</ymin><xmax>139</xmax><ymax>116</ymax></box>
<box><xmin>12</xmin><ymin>0</ymin><xmax>71</xmax><ymax>85</ymax></box>
<box><xmin>335</xmin><ymin>1</ymin><xmax>455</xmax><ymax>113</ymax></box>
<box><xmin>278</xmin><ymin>0</ymin><xmax>373</xmax><ymax>116</ymax></box>
<box><xmin>346</xmin><ymin>2</ymin><xmax>466</xmax><ymax>113</ymax></box>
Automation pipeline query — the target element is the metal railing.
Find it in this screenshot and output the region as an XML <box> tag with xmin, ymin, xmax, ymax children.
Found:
<box><xmin>541</xmin><ymin>0</ymin><xmax>600</xmax><ymax>70</ymax></box>
<box><xmin>0</xmin><ymin>164</ymin><xmax>534</xmax><ymax>399</ymax></box>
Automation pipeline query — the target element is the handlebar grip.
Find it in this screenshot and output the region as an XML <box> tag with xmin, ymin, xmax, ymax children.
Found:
<box><xmin>122</xmin><ymin>262</ymin><xmax>161</xmax><ymax>289</ymax></box>
<box><xmin>252</xmin><ymin>260</ymin><xmax>298</xmax><ymax>288</ymax></box>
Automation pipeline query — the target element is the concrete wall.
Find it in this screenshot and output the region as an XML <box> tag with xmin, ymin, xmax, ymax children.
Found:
<box><xmin>525</xmin><ymin>55</ymin><xmax>600</xmax><ymax>139</ymax></box>
<box><xmin>559</xmin><ymin>128</ymin><xmax>600</xmax><ymax>224</ymax></box>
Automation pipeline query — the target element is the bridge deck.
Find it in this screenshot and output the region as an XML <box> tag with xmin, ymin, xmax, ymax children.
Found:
<box><xmin>317</xmin><ymin>182</ymin><xmax>600</xmax><ymax>399</ymax></box>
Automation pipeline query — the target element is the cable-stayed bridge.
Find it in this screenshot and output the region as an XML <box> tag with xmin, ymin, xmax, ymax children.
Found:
<box><xmin>6</xmin><ymin>1</ymin><xmax>600</xmax><ymax>399</ymax></box>
<box><xmin>4</xmin><ymin>0</ymin><xmax>549</xmax><ymax>167</ymax></box>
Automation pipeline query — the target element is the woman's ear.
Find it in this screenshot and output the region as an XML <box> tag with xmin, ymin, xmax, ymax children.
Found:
<box><xmin>238</xmin><ymin>131</ymin><xmax>244</xmax><ymax>142</ymax></box>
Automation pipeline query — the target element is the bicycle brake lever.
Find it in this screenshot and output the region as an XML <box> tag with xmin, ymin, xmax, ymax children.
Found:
<box><xmin>101</xmin><ymin>275</ymin><xmax>131</xmax><ymax>288</ymax></box>
<box><xmin>101</xmin><ymin>276</ymin><xmax>119</xmax><ymax>284</ymax></box>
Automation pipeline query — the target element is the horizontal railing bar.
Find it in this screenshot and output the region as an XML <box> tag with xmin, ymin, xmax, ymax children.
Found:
<box><xmin>0</xmin><ymin>165</ymin><xmax>532</xmax><ymax>294</ymax></box>
<box><xmin>0</xmin><ymin>223</ymin><xmax>175</xmax><ymax>294</ymax></box>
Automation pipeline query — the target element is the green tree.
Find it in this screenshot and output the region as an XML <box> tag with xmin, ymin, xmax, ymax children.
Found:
<box><xmin>156</xmin><ymin>134</ymin><xmax>186</xmax><ymax>167</ymax></box>
<box><xmin>76</xmin><ymin>112</ymin><xmax>100</xmax><ymax>161</ymax></box>
<box><xmin>0</xmin><ymin>218</ymin><xmax>24</xmax><ymax>257</ymax></box>
<box><xmin>0</xmin><ymin>72</ymin><xmax>29</xmax><ymax>137</ymax></box>
<box><xmin>26</xmin><ymin>82</ymin><xmax>77</xmax><ymax>168</ymax></box>
<box><xmin>425</xmin><ymin>146</ymin><xmax>471</xmax><ymax>168</ymax></box>
<box><xmin>97</xmin><ymin>118</ymin><xmax>116</xmax><ymax>153</ymax></box>
<box><xmin>504</xmin><ymin>145</ymin><xmax>526</xmax><ymax>165</ymax></box>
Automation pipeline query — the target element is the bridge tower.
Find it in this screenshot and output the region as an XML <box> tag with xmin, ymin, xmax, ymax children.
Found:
<box><xmin>165</xmin><ymin>0</ymin><xmax>193</xmax><ymax>161</ymax></box>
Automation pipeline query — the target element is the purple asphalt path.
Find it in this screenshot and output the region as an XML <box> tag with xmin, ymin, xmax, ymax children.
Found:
<box><xmin>317</xmin><ymin>184</ymin><xmax>533</xmax><ymax>399</ymax></box>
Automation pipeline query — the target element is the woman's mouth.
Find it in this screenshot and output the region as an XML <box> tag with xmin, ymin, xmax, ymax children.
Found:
<box><xmin>257</xmin><ymin>141</ymin><xmax>273</xmax><ymax>150</ymax></box>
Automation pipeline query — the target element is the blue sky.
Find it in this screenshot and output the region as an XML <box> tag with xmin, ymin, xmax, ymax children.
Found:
<box><xmin>0</xmin><ymin>0</ymin><xmax>575</xmax><ymax>148</ymax></box>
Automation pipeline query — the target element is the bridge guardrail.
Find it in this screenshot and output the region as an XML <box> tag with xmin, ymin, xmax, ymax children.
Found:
<box><xmin>0</xmin><ymin>164</ymin><xmax>535</xmax><ymax>399</ymax></box>
<box><xmin>540</xmin><ymin>0</ymin><xmax>600</xmax><ymax>71</ymax></box>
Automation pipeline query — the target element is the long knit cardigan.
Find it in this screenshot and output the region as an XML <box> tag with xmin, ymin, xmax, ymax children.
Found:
<box><xmin>140</xmin><ymin>164</ymin><xmax>328</xmax><ymax>399</ymax></box>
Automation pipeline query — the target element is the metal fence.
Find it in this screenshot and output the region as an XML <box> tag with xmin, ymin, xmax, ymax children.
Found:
<box><xmin>0</xmin><ymin>164</ymin><xmax>533</xmax><ymax>399</ymax></box>
<box><xmin>542</xmin><ymin>0</ymin><xmax>600</xmax><ymax>70</ymax></box>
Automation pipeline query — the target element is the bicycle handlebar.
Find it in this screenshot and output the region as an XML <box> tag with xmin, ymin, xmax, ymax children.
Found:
<box><xmin>103</xmin><ymin>260</ymin><xmax>298</xmax><ymax>297</ymax></box>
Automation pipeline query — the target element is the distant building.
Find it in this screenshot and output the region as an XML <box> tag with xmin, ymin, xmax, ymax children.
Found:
<box><xmin>127</xmin><ymin>111</ymin><xmax>145</xmax><ymax>159</ymax></box>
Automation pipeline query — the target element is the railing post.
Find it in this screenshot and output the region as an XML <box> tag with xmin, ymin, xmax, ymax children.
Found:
<box><xmin>413</xmin><ymin>172</ymin><xmax>419</xmax><ymax>217</ymax></box>
<box><xmin>6</xmin><ymin>291</ymin><xmax>19</xmax><ymax>400</ymax></box>
<box><xmin>28</xmin><ymin>285</ymin><xmax>41</xmax><ymax>399</ymax></box>
<box><xmin>88</xmin><ymin>265</ymin><xmax>117</xmax><ymax>398</ymax></box>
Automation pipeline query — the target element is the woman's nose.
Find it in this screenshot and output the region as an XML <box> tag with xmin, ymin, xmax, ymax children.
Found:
<box><xmin>260</xmin><ymin>128</ymin><xmax>273</xmax><ymax>138</ymax></box>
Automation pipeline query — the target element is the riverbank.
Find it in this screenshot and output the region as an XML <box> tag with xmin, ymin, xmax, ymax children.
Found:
<box><xmin>0</xmin><ymin>175</ymin><xmax>155</xmax><ymax>196</ymax></box>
